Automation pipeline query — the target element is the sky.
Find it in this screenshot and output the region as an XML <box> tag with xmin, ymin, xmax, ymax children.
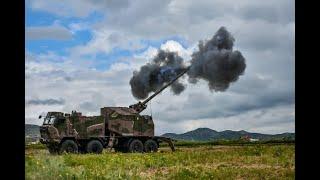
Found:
<box><xmin>25</xmin><ymin>0</ymin><xmax>295</xmax><ymax>135</ymax></box>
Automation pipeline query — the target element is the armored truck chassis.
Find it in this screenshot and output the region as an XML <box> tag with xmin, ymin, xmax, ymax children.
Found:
<box><xmin>39</xmin><ymin>109</ymin><xmax>175</xmax><ymax>154</ymax></box>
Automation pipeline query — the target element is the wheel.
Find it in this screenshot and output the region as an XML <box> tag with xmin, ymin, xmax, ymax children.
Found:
<box><xmin>144</xmin><ymin>139</ymin><xmax>158</xmax><ymax>153</ymax></box>
<box><xmin>86</xmin><ymin>140</ymin><xmax>103</xmax><ymax>154</ymax></box>
<box><xmin>128</xmin><ymin>139</ymin><xmax>144</xmax><ymax>153</ymax></box>
<box><xmin>59</xmin><ymin>140</ymin><xmax>78</xmax><ymax>154</ymax></box>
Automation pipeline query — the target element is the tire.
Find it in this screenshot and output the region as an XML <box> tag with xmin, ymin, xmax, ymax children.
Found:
<box><xmin>144</xmin><ymin>139</ymin><xmax>158</xmax><ymax>153</ymax></box>
<box><xmin>128</xmin><ymin>139</ymin><xmax>144</xmax><ymax>153</ymax></box>
<box><xmin>59</xmin><ymin>140</ymin><xmax>78</xmax><ymax>154</ymax></box>
<box><xmin>86</xmin><ymin>140</ymin><xmax>103</xmax><ymax>154</ymax></box>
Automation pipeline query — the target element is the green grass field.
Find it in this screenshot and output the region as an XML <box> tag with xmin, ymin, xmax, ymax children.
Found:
<box><xmin>25</xmin><ymin>143</ymin><xmax>295</xmax><ymax>179</ymax></box>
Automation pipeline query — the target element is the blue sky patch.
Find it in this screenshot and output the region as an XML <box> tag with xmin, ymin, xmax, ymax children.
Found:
<box><xmin>26</xmin><ymin>4</ymin><xmax>187</xmax><ymax>71</ymax></box>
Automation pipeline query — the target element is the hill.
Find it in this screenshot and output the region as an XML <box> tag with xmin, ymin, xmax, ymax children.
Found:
<box><xmin>25</xmin><ymin>124</ymin><xmax>40</xmax><ymax>138</ymax></box>
<box><xmin>161</xmin><ymin>128</ymin><xmax>295</xmax><ymax>141</ymax></box>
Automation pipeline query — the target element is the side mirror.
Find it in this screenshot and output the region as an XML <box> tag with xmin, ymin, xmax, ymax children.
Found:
<box><xmin>38</xmin><ymin>115</ymin><xmax>42</xmax><ymax>119</ymax></box>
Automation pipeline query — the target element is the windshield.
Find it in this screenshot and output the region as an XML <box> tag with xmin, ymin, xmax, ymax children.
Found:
<box><xmin>43</xmin><ymin>115</ymin><xmax>56</xmax><ymax>125</ymax></box>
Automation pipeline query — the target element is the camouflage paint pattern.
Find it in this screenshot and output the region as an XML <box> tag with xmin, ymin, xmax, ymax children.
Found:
<box><xmin>87</xmin><ymin>123</ymin><xmax>104</xmax><ymax>137</ymax></box>
<box><xmin>71</xmin><ymin>115</ymin><xmax>105</xmax><ymax>138</ymax></box>
<box><xmin>133</xmin><ymin>115</ymin><xmax>154</xmax><ymax>136</ymax></box>
<box><xmin>47</xmin><ymin>126</ymin><xmax>60</xmax><ymax>140</ymax></box>
<box><xmin>41</xmin><ymin>107</ymin><xmax>154</xmax><ymax>144</ymax></box>
<box><xmin>105</xmin><ymin>107</ymin><xmax>154</xmax><ymax>137</ymax></box>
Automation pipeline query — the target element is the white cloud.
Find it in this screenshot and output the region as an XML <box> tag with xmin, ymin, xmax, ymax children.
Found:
<box><xmin>156</xmin><ymin>104</ymin><xmax>294</xmax><ymax>135</ymax></box>
<box><xmin>28</xmin><ymin>0</ymin><xmax>130</xmax><ymax>18</ymax></box>
<box><xmin>69</xmin><ymin>30</ymin><xmax>145</xmax><ymax>56</ymax></box>
<box><xmin>28</xmin><ymin>0</ymin><xmax>97</xmax><ymax>18</ymax></box>
<box><xmin>133</xmin><ymin>46</ymin><xmax>158</xmax><ymax>60</ymax></box>
<box><xmin>26</xmin><ymin>23</ymin><xmax>72</xmax><ymax>40</ymax></box>
<box><xmin>160</xmin><ymin>40</ymin><xmax>197</xmax><ymax>61</ymax></box>
<box><xmin>68</xmin><ymin>22</ymin><xmax>91</xmax><ymax>34</ymax></box>
<box><xmin>27</xmin><ymin>0</ymin><xmax>294</xmax><ymax>58</ymax></box>
<box><xmin>54</xmin><ymin>0</ymin><xmax>294</xmax><ymax>59</ymax></box>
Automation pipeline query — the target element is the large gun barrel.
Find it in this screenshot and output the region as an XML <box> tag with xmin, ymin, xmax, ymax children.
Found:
<box><xmin>129</xmin><ymin>67</ymin><xmax>190</xmax><ymax>113</ymax></box>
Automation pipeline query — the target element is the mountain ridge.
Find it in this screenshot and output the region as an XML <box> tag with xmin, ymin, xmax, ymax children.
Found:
<box><xmin>161</xmin><ymin>127</ymin><xmax>295</xmax><ymax>141</ymax></box>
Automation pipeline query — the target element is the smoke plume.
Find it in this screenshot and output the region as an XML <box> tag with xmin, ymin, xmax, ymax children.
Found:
<box><xmin>130</xmin><ymin>50</ymin><xmax>187</xmax><ymax>99</ymax></box>
<box><xmin>130</xmin><ymin>27</ymin><xmax>246</xmax><ymax>99</ymax></box>
<box><xmin>187</xmin><ymin>26</ymin><xmax>246</xmax><ymax>91</ymax></box>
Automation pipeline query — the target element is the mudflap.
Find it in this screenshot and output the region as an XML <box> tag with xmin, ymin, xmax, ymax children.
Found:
<box><xmin>155</xmin><ymin>136</ymin><xmax>175</xmax><ymax>152</ymax></box>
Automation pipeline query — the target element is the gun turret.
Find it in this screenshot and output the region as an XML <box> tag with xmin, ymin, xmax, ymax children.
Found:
<box><xmin>129</xmin><ymin>67</ymin><xmax>190</xmax><ymax>113</ymax></box>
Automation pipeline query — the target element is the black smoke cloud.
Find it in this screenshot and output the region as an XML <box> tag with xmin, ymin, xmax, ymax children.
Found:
<box><xmin>130</xmin><ymin>50</ymin><xmax>187</xmax><ymax>99</ymax></box>
<box><xmin>187</xmin><ymin>27</ymin><xmax>246</xmax><ymax>91</ymax></box>
<box><xmin>130</xmin><ymin>27</ymin><xmax>246</xmax><ymax>99</ymax></box>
